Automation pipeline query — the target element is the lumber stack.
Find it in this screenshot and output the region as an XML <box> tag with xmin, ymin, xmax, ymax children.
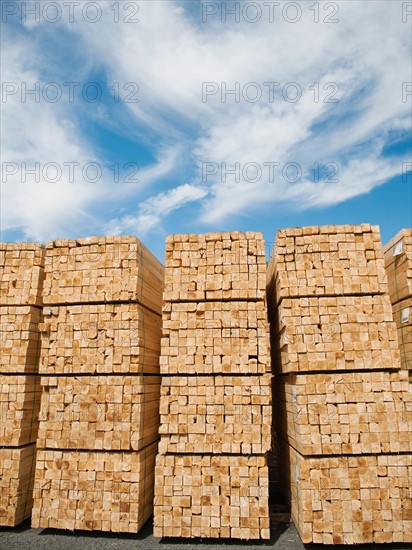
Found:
<box><xmin>32</xmin><ymin>237</ymin><xmax>164</xmax><ymax>533</ymax></box>
<box><xmin>154</xmin><ymin>232</ymin><xmax>271</xmax><ymax>539</ymax></box>
<box><xmin>267</xmin><ymin>225</ymin><xmax>412</xmax><ymax>544</ymax></box>
<box><xmin>383</xmin><ymin>229</ymin><xmax>412</xmax><ymax>382</ymax></box>
<box><xmin>0</xmin><ymin>243</ymin><xmax>44</xmax><ymax>526</ymax></box>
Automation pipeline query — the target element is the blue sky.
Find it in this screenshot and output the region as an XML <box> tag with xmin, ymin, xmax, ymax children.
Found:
<box><xmin>1</xmin><ymin>0</ymin><xmax>411</xmax><ymax>261</ymax></box>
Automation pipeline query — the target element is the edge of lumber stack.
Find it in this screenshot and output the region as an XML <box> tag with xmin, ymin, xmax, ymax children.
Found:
<box><xmin>0</xmin><ymin>242</ymin><xmax>44</xmax><ymax>526</ymax></box>
<box><xmin>384</xmin><ymin>228</ymin><xmax>412</xmax><ymax>382</ymax></box>
<box><xmin>154</xmin><ymin>232</ymin><xmax>271</xmax><ymax>539</ymax></box>
<box><xmin>268</xmin><ymin>224</ymin><xmax>412</xmax><ymax>544</ymax></box>
<box><xmin>32</xmin><ymin>236</ymin><xmax>164</xmax><ymax>534</ymax></box>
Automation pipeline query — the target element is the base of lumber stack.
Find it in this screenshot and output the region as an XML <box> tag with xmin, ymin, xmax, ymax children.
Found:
<box><xmin>274</xmin><ymin>370</ymin><xmax>411</xmax><ymax>455</ymax></box>
<box><xmin>153</xmin><ymin>454</ymin><xmax>270</xmax><ymax>539</ymax></box>
<box><xmin>278</xmin><ymin>441</ymin><xmax>412</xmax><ymax>544</ymax></box>
<box><xmin>32</xmin><ymin>442</ymin><xmax>157</xmax><ymax>532</ymax></box>
<box><xmin>0</xmin><ymin>444</ymin><xmax>37</xmax><ymax>526</ymax></box>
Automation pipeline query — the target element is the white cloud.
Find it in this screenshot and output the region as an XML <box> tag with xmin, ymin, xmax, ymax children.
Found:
<box><xmin>107</xmin><ymin>184</ymin><xmax>208</xmax><ymax>236</ymax></box>
<box><xmin>3</xmin><ymin>1</ymin><xmax>411</xmax><ymax>239</ymax></box>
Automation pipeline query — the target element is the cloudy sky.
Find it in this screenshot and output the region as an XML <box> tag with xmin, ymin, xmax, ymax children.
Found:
<box><xmin>1</xmin><ymin>0</ymin><xmax>411</xmax><ymax>260</ymax></box>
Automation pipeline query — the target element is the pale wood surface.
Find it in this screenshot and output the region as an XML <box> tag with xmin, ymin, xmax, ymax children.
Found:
<box><xmin>0</xmin><ymin>243</ymin><xmax>45</xmax><ymax>307</ymax></box>
<box><xmin>153</xmin><ymin>454</ymin><xmax>270</xmax><ymax>539</ymax></box>
<box><xmin>279</xmin><ymin>441</ymin><xmax>412</xmax><ymax>544</ymax></box>
<box><xmin>43</xmin><ymin>237</ymin><xmax>164</xmax><ymax>313</ymax></box>
<box><xmin>164</xmin><ymin>232</ymin><xmax>266</xmax><ymax>301</ymax></box>
<box><xmin>0</xmin><ymin>445</ymin><xmax>37</xmax><ymax>526</ymax></box>
<box><xmin>37</xmin><ymin>375</ymin><xmax>160</xmax><ymax>451</ymax></box>
<box><xmin>274</xmin><ymin>370</ymin><xmax>411</xmax><ymax>456</ymax></box>
<box><xmin>268</xmin><ymin>224</ymin><xmax>387</xmax><ymax>302</ymax></box>
<box><xmin>39</xmin><ymin>303</ymin><xmax>162</xmax><ymax>375</ymax></box>
<box><xmin>158</xmin><ymin>374</ymin><xmax>272</xmax><ymax>454</ymax></box>
<box><xmin>32</xmin><ymin>442</ymin><xmax>158</xmax><ymax>532</ymax></box>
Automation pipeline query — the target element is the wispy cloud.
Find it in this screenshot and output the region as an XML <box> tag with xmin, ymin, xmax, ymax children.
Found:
<box><xmin>2</xmin><ymin>1</ymin><xmax>411</xmax><ymax>241</ymax></box>
<box><xmin>107</xmin><ymin>184</ymin><xmax>208</xmax><ymax>236</ymax></box>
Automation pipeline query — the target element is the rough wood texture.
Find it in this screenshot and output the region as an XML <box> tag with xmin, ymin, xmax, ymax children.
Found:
<box><xmin>160</xmin><ymin>301</ymin><xmax>270</xmax><ymax>374</ymax></box>
<box><xmin>268</xmin><ymin>224</ymin><xmax>387</xmax><ymax>302</ymax></box>
<box><xmin>392</xmin><ymin>297</ymin><xmax>412</xmax><ymax>373</ymax></box>
<box><xmin>279</xmin><ymin>442</ymin><xmax>412</xmax><ymax>544</ymax></box>
<box><xmin>153</xmin><ymin>454</ymin><xmax>270</xmax><ymax>539</ymax></box>
<box><xmin>32</xmin><ymin>442</ymin><xmax>157</xmax><ymax>532</ymax></box>
<box><xmin>383</xmin><ymin>228</ymin><xmax>412</xmax><ymax>304</ymax></box>
<box><xmin>0</xmin><ymin>306</ymin><xmax>42</xmax><ymax>373</ymax></box>
<box><xmin>164</xmin><ymin>232</ymin><xmax>266</xmax><ymax>301</ymax></box>
<box><xmin>158</xmin><ymin>374</ymin><xmax>272</xmax><ymax>454</ymax></box>
<box><xmin>0</xmin><ymin>375</ymin><xmax>41</xmax><ymax>446</ymax></box>
<box><xmin>37</xmin><ymin>375</ymin><xmax>160</xmax><ymax>451</ymax></box>
<box><xmin>274</xmin><ymin>371</ymin><xmax>411</xmax><ymax>456</ymax></box>
<box><xmin>273</xmin><ymin>295</ymin><xmax>400</xmax><ymax>373</ymax></box>
<box><xmin>0</xmin><ymin>243</ymin><xmax>45</xmax><ymax>306</ymax></box>
<box><xmin>0</xmin><ymin>445</ymin><xmax>37</xmax><ymax>526</ymax></box>
<box><xmin>39</xmin><ymin>303</ymin><xmax>162</xmax><ymax>374</ymax></box>
<box><xmin>43</xmin><ymin>237</ymin><xmax>164</xmax><ymax>313</ymax></box>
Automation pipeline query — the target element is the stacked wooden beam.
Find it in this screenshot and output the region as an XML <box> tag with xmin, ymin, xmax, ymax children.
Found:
<box><xmin>267</xmin><ymin>225</ymin><xmax>412</xmax><ymax>544</ymax></box>
<box><xmin>154</xmin><ymin>232</ymin><xmax>271</xmax><ymax>539</ymax></box>
<box><xmin>32</xmin><ymin>237</ymin><xmax>164</xmax><ymax>533</ymax></box>
<box><xmin>0</xmin><ymin>243</ymin><xmax>44</xmax><ymax>526</ymax></box>
<box><xmin>384</xmin><ymin>229</ymin><xmax>412</xmax><ymax>381</ymax></box>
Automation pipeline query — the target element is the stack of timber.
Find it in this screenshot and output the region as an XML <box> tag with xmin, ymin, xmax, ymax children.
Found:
<box><xmin>32</xmin><ymin>237</ymin><xmax>164</xmax><ymax>533</ymax></box>
<box><xmin>383</xmin><ymin>229</ymin><xmax>412</xmax><ymax>382</ymax></box>
<box><xmin>0</xmin><ymin>243</ymin><xmax>44</xmax><ymax>526</ymax></box>
<box><xmin>154</xmin><ymin>232</ymin><xmax>272</xmax><ymax>539</ymax></box>
<box><xmin>267</xmin><ymin>225</ymin><xmax>412</xmax><ymax>544</ymax></box>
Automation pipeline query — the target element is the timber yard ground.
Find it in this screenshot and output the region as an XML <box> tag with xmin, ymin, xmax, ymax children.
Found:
<box><xmin>1</xmin><ymin>520</ymin><xmax>411</xmax><ymax>550</ymax></box>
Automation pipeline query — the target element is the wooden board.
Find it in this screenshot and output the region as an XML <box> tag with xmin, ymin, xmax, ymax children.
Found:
<box><xmin>164</xmin><ymin>232</ymin><xmax>266</xmax><ymax>301</ymax></box>
<box><xmin>278</xmin><ymin>441</ymin><xmax>412</xmax><ymax>544</ymax></box>
<box><xmin>0</xmin><ymin>444</ymin><xmax>37</xmax><ymax>526</ymax></box>
<box><xmin>0</xmin><ymin>374</ymin><xmax>41</xmax><ymax>446</ymax></box>
<box><xmin>0</xmin><ymin>243</ymin><xmax>45</xmax><ymax>307</ymax></box>
<box><xmin>267</xmin><ymin>224</ymin><xmax>387</xmax><ymax>303</ymax></box>
<box><xmin>272</xmin><ymin>295</ymin><xmax>400</xmax><ymax>373</ymax></box>
<box><xmin>160</xmin><ymin>301</ymin><xmax>270</xmax><ymax>374</ymax></box>
<box><xmin>39</xmin><ymin>303</ymin><xmax>162</xmax><ymax>374</ymax></box>
<box><xmin>37</xmin><ymin>375</ymin><xmax>160</xmax><ymax>451</ymax></box>
<box><xmin>274</xmin><ymin>370</ymin><xmax>411</xmax><ymax>455</ymax></box>
<box><xmin>0</xmin><ymin>306</ymin><xmax>42</xmax><ymax>373</ymax></box>
<box><xmin>32</xmin><ymin>442</ymin><xmax>158</xmax><ymax>532</ymax></box>
<box><xmin>43</xmin><ymin>236</ymin><xmax>164</xmax><ymax>313</ymax></box>
<box><xmin>153</xmin><ymin>454</ymin><xmax>270</xmax><ymax>539</ymax></box>
<box><xmin>383</xmin><ymin>228</ymin><xmax>412</xmax><ymax>304</ymax></box>
<box><xmin>158</xmin><ymin>374</ymin><xmax>272</xmax><ymax>454</ymax></box>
